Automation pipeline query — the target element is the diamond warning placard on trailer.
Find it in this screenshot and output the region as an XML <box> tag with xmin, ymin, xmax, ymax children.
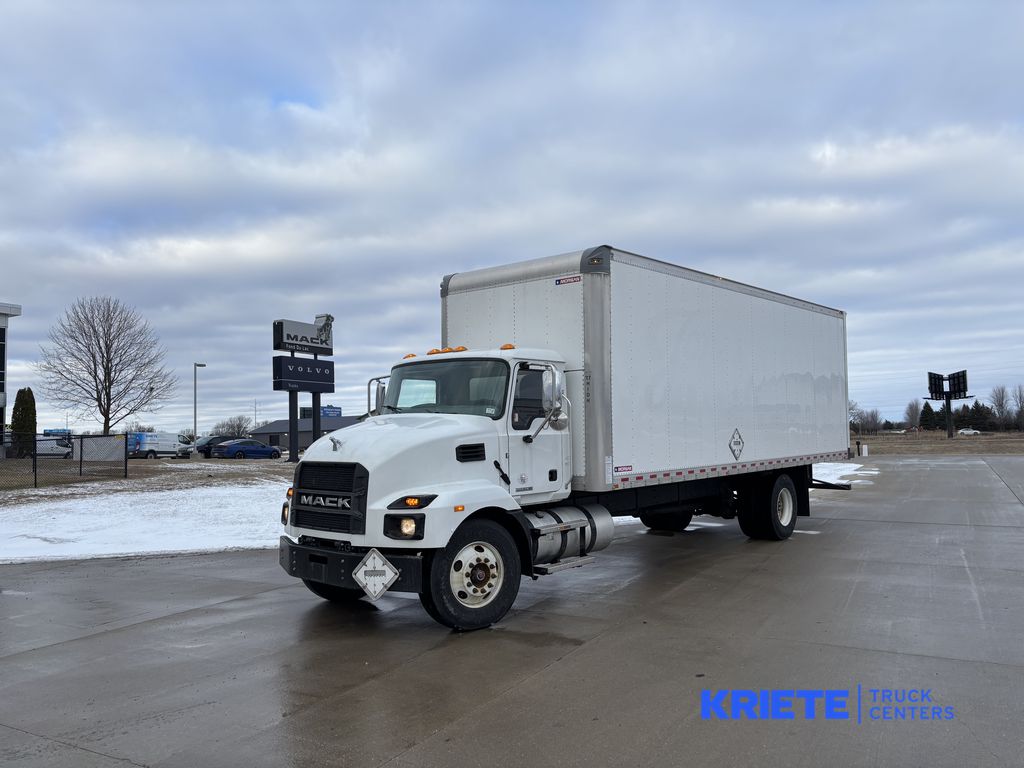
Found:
<box><xmin>729</xmin><ymin>428</ymin><xmax>745</xmax><ymax>460</ymax></box>
<box><xmin>352</xmin><ymin>549</ymin><xmax>399</xmax><ymax>600</ymax></box>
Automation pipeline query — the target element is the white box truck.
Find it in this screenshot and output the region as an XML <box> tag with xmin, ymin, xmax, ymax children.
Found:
<box><xmin>279</xmin><ymin>246</ymin><xmax>849</xmax><ymax>629</ymax></box>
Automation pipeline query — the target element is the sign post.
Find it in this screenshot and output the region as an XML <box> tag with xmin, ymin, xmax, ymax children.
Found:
<box><xmin>926</xmin><ymin>369</ymin><xmax>970</xmax><ymax>438</ymax></box>
<box><xmin>273</xmin><ymin>314</ymin><xmax>335</xmax><ymax>462</ymax></box>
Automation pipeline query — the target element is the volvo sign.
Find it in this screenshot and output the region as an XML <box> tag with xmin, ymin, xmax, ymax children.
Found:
<box><xmin>272</xmin><ymin>356</ymin><xmax>335</xmax><ymax>393</ymax></box>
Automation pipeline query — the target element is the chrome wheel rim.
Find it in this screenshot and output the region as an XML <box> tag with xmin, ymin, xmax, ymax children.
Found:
<box><xmin>450</xmin><ymin>541</ymin><xmax>503</xmax><ymax>608</ymax></box>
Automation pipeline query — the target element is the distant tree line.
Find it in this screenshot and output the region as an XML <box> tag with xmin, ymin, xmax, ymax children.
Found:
<box><xmin>853</xmin><ymin>384</ymin><xmax>1024</xmax><ymax>433</ymax></box>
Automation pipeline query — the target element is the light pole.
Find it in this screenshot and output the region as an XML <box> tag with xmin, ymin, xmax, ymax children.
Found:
<box><xmin>193</xmin><ymin>362</ymin><xmax>206</xmax><ymax>458</ymax></box>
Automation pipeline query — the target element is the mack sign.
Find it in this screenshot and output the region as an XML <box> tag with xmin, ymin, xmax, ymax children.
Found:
<box><xmin>273</xmin><ymin>316</ymin><xmax>334</xmax><ymax>356</ymax></box>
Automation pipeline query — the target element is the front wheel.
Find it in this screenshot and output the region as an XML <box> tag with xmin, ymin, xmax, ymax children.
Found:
<box><xmin>419</xmin><ymin>519</ymin><xmax>521</xmax><ymax>631</ymax></box>
<box><xmin>302</xmin><ymin>579</ymin><xmax>364</xmax><ymax>602</ymax></box>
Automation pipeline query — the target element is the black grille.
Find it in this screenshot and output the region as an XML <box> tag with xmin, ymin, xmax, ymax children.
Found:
<box><xmin>292</xmin><ymin>462</ymin><xmax>369</xmax><ymax>535</ymax></box>
<box><xmin>291</xmin><ymin>509</ymin><xmax>362</xmax><ymax>534</ymax></box>
<box><xmin>297</xmin><ymin>462</ymin><xmax>365</xmax><ymax>493</ymax></box>
<box><xmin>456</xmin><ymin>443</ymin><xmax>486</xmax><ymax>462</ymax></box>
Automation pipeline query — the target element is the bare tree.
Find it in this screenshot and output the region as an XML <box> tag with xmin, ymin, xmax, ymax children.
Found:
<box><xmin>989</xmin><ymin>385</ymin><xmax>1011</xmax><ymax>430</ymax></box>
<box><xmin>36</xmin><ymin>297</ymin><xmax>176</xmax><ymax>435</ymax></box>
<box><xmin>903</xmin><ymin>398</ymin><xmax>922</xmax><ymax>428</ymax></box>
<box><xmin>1012</xmin><ymin>384</ymin><xmax>1024</xmax><ymax>430</ymax></box>
<box><xmin>848</xmin><ymin>400</ymin><xmax>863</xmax><ymax>433</ymax></box>
<box><xmin>212</xmin><ymin>415</ymin><xmax>253</xmax><ymax>437</ymax></box>
<box><xmin>860</xmin><ymin>408</ymin><xmax>883</xmax><ymax>435</ymax></box>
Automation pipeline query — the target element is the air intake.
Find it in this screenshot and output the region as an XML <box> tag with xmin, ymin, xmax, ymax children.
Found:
<box><xmin>456</xmin><ymin>443</ymin><xmax>486</xmax><ymax>462</ymax></box>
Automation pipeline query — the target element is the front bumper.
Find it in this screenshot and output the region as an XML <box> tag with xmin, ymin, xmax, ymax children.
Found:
<box><xmin>278</xmin><ymin>536</ymin><xmax>424</xmax><ymax>593</ymax></box>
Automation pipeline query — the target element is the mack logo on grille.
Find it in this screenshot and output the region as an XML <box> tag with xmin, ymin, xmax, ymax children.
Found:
<box><xmin>299</xmin><ymin>494</ymin><xmax>351</xmax><ymax>510</ymax></box>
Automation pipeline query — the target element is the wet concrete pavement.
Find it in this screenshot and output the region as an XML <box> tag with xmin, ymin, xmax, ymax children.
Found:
<box><xmin>2</xmin><ymin>456</ymin><xmax>1023</xmax><ymax>767</ymax></box>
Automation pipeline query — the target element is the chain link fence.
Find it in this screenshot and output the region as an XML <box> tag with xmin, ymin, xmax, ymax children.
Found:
<box><xmin>0</xmin><ymin>433</ymin><xmax>128</xmax><ymax>490</ymax></box>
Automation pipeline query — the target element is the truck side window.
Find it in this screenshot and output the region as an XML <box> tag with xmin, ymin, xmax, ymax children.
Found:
<box><xmin>511</xmin><ymin>368</ymin><xmax>546</xmax><ymax>430</ymax></box>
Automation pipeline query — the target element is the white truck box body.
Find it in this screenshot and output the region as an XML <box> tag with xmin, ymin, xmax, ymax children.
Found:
<box><xmin>443</xmin><ymin>246</ymin><xmax>849</xmax><ymax>493</ymax></box>
<box><xmin>126</xmin><ymin>431</ymin><xmax>187</xmax><ymax>458</ymax></box>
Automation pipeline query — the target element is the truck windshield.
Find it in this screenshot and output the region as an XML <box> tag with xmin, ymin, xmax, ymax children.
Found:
<box><xmin>382</xmin><ymin>359</ymin><xmax>510</xmax><ymax>419</ymax></box>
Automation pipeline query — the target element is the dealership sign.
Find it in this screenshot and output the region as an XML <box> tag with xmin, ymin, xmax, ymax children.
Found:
<box><xmin>273</xmin><ymin>314</ymin><xmax>334</xmax><ymax>356</ymax></box>
<box><xmin>273</xmin><ymin>356</ymin><xmax>336</xmax><ymax>393</ymax></box>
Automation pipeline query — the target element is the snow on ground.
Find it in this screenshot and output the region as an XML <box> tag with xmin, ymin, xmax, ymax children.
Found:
<box><xmin>0</xmin><ymin>462</ymin><xmax>876</xmax><ymax>563</ymax></box>
<box><xmin>812</xmin><ymin>462</ymin><xmax>878</xmax><ymax>484</ymax></box>
<box><xmin>1</xmin><ymin>480</ymin><xmax>288</xmax><ymax>563</ymax></box>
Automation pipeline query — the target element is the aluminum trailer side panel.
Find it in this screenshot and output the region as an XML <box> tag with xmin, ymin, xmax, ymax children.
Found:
<box><xmin>608</xmin><ymin>256</ymin><xmax>848</xmax><ymax>489</ymax></box>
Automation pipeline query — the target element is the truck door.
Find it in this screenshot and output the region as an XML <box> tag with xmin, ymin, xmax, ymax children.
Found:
<box><xmin>506</xmin><ymin>364</ymin><xmax>566</xmax><ymax>505</ymax></box>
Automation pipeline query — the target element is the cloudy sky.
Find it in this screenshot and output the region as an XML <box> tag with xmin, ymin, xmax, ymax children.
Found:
<box><xmin>1</xmin><ymin>1</ymin><xmax>1022</xmax><ymax>433</ymax></box>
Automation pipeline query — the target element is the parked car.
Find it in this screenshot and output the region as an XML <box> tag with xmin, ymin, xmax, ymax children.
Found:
<box><xmin>192</xmin><ymin>435</ymin><xmax>232</xmax><ymax>458</ymax></box>
<box><xmin>957</xmin><ymin>428</ymin><xmax>981</xmax><ymax>436</ymax></box>
<box><xmin>211</xmin><ymin>438</ymin><xmax>281</xmax><ymax>460</ymax></box>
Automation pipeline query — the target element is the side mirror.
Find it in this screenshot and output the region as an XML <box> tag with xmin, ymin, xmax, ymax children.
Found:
<box><xmin>542</xmin><ymin>368</ymin><xmax>563</xmax><ymax>415</ymax></box>
<box><xmin>374</xmin><ymin>381</ymin><xmax>387</xmax><ymax>413</ymax></box>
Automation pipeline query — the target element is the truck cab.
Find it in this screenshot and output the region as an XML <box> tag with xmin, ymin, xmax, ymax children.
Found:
<box><xmin>280</xmin><ymin>345</ymin><xmax>603</xmax><ymax>630</ymax></box>
<box><xmin>376</xmin><ymin>345</ymin><xmax>572</xmax><ymax>507</ymax></box>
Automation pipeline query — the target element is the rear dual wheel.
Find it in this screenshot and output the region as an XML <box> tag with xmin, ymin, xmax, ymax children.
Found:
<box><xmin>737</xmin><ymin>474</ymin><xmax>797</xmax><ymax>540</ymax></box>
<box><xmin>419</xmin><ymin>519</ymin><xmax>521</xmax><ymax>631</ymax></box>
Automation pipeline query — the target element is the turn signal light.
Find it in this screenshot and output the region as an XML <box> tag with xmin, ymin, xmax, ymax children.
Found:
<box><xmin>387</xmin><ymin>494</ymin><xmax>438</xmax><ymax>509</ymax></box>
<box><xmin>500</xmin><ymin>343</ymin><xmax>516</xmax><ymax>350</ymax></box>
<box><xmin>286</xmin><ymin>487</ymin><xmax>293</xmax><ymax>498</ymax></box>
<box><xmin>454</xmin><ymin>505</ymin><xmax>465</xmax><ymax>513</ymax></box>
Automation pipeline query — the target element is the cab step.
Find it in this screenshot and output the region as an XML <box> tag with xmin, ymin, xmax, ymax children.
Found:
<box><xmin>532</xmin><ymin>555</ymin><xmax>596</xmax><ymax>575</ymax></box>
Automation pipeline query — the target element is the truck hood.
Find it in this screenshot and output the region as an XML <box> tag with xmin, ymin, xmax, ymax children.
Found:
<box><xmin>301</xmin><ymin>414</ymin><xmax>502</xmax><ymax>488</ymax></box>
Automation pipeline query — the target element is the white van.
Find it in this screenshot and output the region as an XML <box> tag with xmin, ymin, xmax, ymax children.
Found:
<box><xmin>127</xmin><ymin>432</ymin><xmax>189</xmax><ymax>459</ymax></box>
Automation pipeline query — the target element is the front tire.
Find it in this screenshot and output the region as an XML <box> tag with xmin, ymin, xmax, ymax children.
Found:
<box><xmin>419</xmin><ymin>519</ymin><xmax>521</xmax><ymax>630</ymax></box>
<box><xmin>302</xmin><ymin>579</ymin><xmax>364</xmax><ymax>602</ymax></box>
<box><xmin>146</xmin><ymin>451</ymin><xmax>157</xmax><ymax>460</ymax></box>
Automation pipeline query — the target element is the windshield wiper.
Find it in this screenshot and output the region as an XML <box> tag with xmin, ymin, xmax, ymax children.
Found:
<box><xmin>379</xmin><ymin>404</ymin><xmax>402</xmax><ymax>414</ymax></box>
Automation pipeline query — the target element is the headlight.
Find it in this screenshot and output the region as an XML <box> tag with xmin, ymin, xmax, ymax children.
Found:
<box><xmin>384</xmin><ymin>513</ymin><xmax>425</xmax><ymax>540</ymax></box>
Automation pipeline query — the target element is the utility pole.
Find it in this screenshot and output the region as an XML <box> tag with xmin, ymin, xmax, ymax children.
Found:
<box><xmin>193</xmin><ymin>362</ymin><xmax>206</xmax><ymax>456</ymax></box>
